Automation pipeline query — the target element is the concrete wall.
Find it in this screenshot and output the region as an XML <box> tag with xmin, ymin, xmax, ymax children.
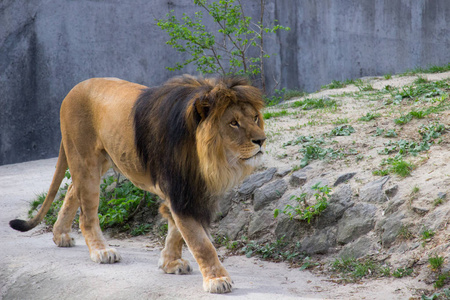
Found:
<box><xmin>1</xmin><ymin>0</ymin><xmax>449</xmax><ymax>165</ymax></box>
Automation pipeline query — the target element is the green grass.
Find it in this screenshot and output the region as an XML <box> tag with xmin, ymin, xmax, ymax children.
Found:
<box><xmin>291</xmin><ymin>97</ymin><xmax>337</xmax><ymax>110</ymax></box>
<box><xmin>263</xmin><ymin>109</ymin><xmax>288</xmax><ymax>120</ymax></box>
<box><xmin>284</xmin><ymin>89</ymin><xmax>307</xmax><ymax>100</ymax></box>
<box><xmin>384</xmin><ymin>73</ymin><xmax>392</xmax><ymax>80</ymax></box>
<box><xmin>401</xmin><ymin>63</ymin><xmax>450</xmax><ymax>76</ymax></box>
<box><xmin>331</xmin><ymin>257</ymin><xmax>392</xmax><ymax>280</ymax></box>
<box><xmin>373</xmin><ymin>156</ymin><xmax>415</xmax><ymax>177</ymax></box>
<box><xmin>429</xmin><ymin>255</ymin><xmax>445</xmax><ymax>271</ymax></box>
<box><xmin>421</xmin><ymin>228</ymin><xmax>435</xmax><ymax>240</ymax></box>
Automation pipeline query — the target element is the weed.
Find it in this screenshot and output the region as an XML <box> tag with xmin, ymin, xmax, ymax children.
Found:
<box><xmin>412</xmin><ymin>185</ymin><xmax>420</xmax><ymax>194</ymax></box>
<box><xmin>429</xmin><ymin>255</ymin><xmax>445</xmax><ymax>271</ymax></box>
<box><xmin>274</xmin><ymin>183</ymin><xmax>331</xmax><ymax>223</ymax></box>
<box><xmin>284</xmin><ymin>89</ymin><xmax>307</xmax><ymax>100</ymax></box>
<box><xmin>329</xmin><ymin>125</ymin><xmax>355</xmax><ymax>136</ymax></box>
<box><xmin>414</xmin><ymin>76</ymin><xmax>429</xmax><ymax>84</ymax></box>
<box><xmin>263</xmin><ymin>109</ymin><xmax>288</xmax><ymax>120</ymax></box>
<box><xmin>434</xmin><ymin>273</ymin><xmax>450</xmax><ymax>289</ymax></box>
<box><xmin>359</xmin><ymin>112</ymin><xmax>381</xmax><ymax>122</ymax></box>
<box><xmin>291</xmin><ymin>97</ymin><xmax>337</xmax><ymax>110</ymax></box>
<box><xmin>394</xmin><ymin>114</ymin><xmax>413</xmax><ymax>125</ymax></box>
<box><xmin>130</xmin><ymin>224</ymin><xmax>152</xmax><ymax>236</ymax></box>
<box><xmin>331</xmin><ymin>257</ymin><xmax>388</xmax><ymax>280</ymax></box>
<box><xmin>241</xmin><ymin>236</ymin><xmax>304</xmax><ymax>263</ymax></box>
<box><xmin>355</xmin><ymin>79</ymin><xmax>374</xmax><ymax>91</ymax></box>
<box><xmin>433</xmin><ymin>197</ymin><xmax>445</xmax><ymax>207</ymax></box>
<box><xmin>419</xmin><ymin>123</ymin><xmax>446</xmax><ymax>142</ymax></box>
<box><xmin>421</xmin><ymin>228</ymin><xmax>435</xmax><ymax>240</ymax></box>
<box><xmin>374</xmin><ymin>156</ymin><xmax>414</xmax><ymax>177</ymax></box>
<box><xmin>384</xmin><ymin>73</ymin><xmax>392</xmax><ymax>80</ymax></box>
<box><xmin>392</xmin><ymin>268</ymin><xmax>413</xmax><ymax>278</ymax></box>
<box><xmin>333</xmin><ymin>117</ymin><xmax>349</xmax><ymax>125</ymax></box>
<box><xmin>398</xmin><ymin>225</ymin><xmax>414</xmax><ymax>240</ymax></box>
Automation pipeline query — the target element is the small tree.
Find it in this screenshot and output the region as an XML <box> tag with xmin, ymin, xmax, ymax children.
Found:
<box><xmin>156</xmin><ymin>0</ymin><xmax>290</xmax><ymax>93</ymax></box>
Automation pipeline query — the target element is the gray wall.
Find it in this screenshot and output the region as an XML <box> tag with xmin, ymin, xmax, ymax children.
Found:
<box><xmin>1</xmin><ymin>0</ymin><xmax>449</xmax><ymax>165</ymax></box>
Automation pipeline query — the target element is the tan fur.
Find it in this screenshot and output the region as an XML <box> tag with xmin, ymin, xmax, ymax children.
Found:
<box><xmin>12</xmin><ymin>77</ymin><xmax>266</xmax><ymax>293</ymax></box>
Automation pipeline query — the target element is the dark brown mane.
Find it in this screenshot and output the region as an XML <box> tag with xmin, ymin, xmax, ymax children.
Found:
<box><xmin>133</xmin><ymin>75</ymin><xmax>263</xmax><ymax>225</ymax></box>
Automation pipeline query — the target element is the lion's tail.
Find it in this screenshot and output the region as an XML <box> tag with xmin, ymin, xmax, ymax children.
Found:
<box><xmin>10</xmin><ymin>142</ymin><xmax>68</xmax><ymax>232</ymax></box>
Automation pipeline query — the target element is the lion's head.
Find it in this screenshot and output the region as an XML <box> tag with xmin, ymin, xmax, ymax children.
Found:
<box><xmin>134</xmin><ymin>75</ymin><xmax>265</xmax><ymax>224</ymax></box>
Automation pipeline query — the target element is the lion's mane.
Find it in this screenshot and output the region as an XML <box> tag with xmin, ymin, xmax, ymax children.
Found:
<box><xmin>133</xmin><ymin>75</ymin><xmax>264</xmax><ymax>225</ymax></box>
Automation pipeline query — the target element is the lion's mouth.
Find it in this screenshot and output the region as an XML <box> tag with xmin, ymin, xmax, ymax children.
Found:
<box><xmin>241</xmin><ymin>151</ymin><xmax>263</xmax><ymax>161</ymax></box>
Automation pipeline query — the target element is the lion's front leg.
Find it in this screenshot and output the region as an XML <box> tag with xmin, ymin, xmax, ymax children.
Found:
<box><xmin>171</xmin><ymin>213</ymin><xmax>232</xmax><ymax>294</ymax></box>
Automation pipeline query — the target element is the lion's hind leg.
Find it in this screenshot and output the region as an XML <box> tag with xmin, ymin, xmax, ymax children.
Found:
<box><xmin>53</xmin><ymin>183</ymin><xmax>78</xmax><ymax>247</ymax></box>
<box><xmin>158</xmin><ymin>203</ymin><xmax>192</xmax><ymax>274</ymax></box>
<box><xmin>69</xmin><ymin>156</ymin><xmax>120</xmax><ymax>264</ymax></box>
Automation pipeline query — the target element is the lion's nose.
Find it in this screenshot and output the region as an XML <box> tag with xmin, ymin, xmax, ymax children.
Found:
<box><xmin>252</xmin><ymin>138</ymin><xmax>266</xmax><ymax>147</ymax></box>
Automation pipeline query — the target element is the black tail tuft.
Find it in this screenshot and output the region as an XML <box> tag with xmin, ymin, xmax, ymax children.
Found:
<box><xmin>9</xmin><ymin>219</ymin><xmax>32</xmax><ymax>232</ymax></box>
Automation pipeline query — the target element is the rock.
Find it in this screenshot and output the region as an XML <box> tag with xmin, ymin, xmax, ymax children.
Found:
<box><xmin>339</xmin><ymin>235</ymin><xmax>381</xmax><ymax>259</ymax></box>
<box><xmin>385</xmin><ymin>184</ymin><xmax>399</xmax><ymax>199</ymax></box>
<box><xmin>289</xmin><ymin>170</ymin><xmax>307</xmax><ymax>187</ymax></box>
<box><xmin>300</xmin><ymin>228</ymin><xmax>337</xmax><ymax>254</ymax></box>
<box><xmin>384</xmin><ymin>196</ymin><xmax>405</xmax><ymax>215</ymax></box>
<box><xmin>217</xmin><ymin>204</ymin><xmax>251</xmax><ymax>240</ymax></box>
<box><xmin>216</xmin><ymin>190</ymin><xmax>235</xmax><ymax>220</ymax></box>
<box><xmin>275</xmin><ymin>167</ymin><xmax>291</xmax><ymax>177</ymax></box>
<box><xmin>238</xmin><ymin>168</ymin><xmax>277</xmax><ymax>195</ymax></box>
<box><xmin>274</xmin><ymin>214</ymin><xmax>309</xmax><ymax>240</ymax></box>
<box><xmin>422</xmin><ymin>205</ymin><xmax>450</xmax><ymax>231</ymax></box>
<box><xmin>379</xmin><ymin>211</ymin><xmax>405</xmax><ymax>248</ymax></box>
<box><xmin>333</xmin><ymin>172</ymin><xmax>356</xmax><ymax>186</ymax></box>
<box><xmin>247</xmin><ymin>209</ymin><xmax>275</xmax><ymax>237</ymax></box>
<box><xmin>336</xmin><ymin>203</ymin><xmax>378</xmax><ymax>244</ymax></box>
<box><xmin>437</xmin><ymin>192</ymin><xmax>447</xmax><ymax>199</ymax></box>
<box><xmin>359</xmin><ymin>176</ymin><xmax>390</xmax><ymax>203</ymax></box>
<box><xmin>411</xmin><ymin>206</ymin><xmax>429</xmax><ymax>215</ymax></box>
<box><xmin>253</xmin><ymin>179</ymin><xmax>288</xmax><ymax>211</ymax></box>
<box><xmin>316</xmin><ymin>184</ymin><xmax>354</xmax><ymax>228</ymax></box>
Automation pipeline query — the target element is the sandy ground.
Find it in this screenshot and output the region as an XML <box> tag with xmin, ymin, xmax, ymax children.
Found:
<box><xmin>0</xmin><ymin>158</ymin><xmax>429</xmax><ymax>300</ymax></box>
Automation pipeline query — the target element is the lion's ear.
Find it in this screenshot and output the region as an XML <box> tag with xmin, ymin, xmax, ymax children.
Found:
<box><xmin>193</xmin><ymin>95</ymin><xmax>211</xmax><ymax>122</ymax></box>
<box><xmin>186</xmin><ymin>95</ymin><xmax>211</xmax><ymax>132</ymax></box>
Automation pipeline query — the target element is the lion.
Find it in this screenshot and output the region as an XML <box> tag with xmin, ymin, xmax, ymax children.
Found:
<box><xmin>10</xmin><ymin>75</ymin><xmax>266</xmax><ymax>293</ymax></box>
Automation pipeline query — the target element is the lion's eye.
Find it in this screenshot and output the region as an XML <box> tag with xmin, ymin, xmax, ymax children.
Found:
<box><xmin>230</xmin><ymin>120</ymin><xmax>239</xmax><ymax>128</ymax></box>
<box><xmin>254</xmin><ymin>116</ymin><xmax>259</xmax><ymax>123</ymax></box>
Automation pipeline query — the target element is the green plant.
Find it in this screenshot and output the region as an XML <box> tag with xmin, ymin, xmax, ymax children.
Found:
<box><xmin>392</xmin><ymin>268</ymin><xmax>413</xmax><ymax>278</ymax></box>
<box><xmin>98</xmin><ymin>176</ymin><xmax>157</xmax><ymax>229</ymax></box>
<box><xmin>130</xmin><ymin>224</ymin><xmax>152</xmax><ymax>236</ymax></box>
<box><xmin>414</xmin><ymin>75</ymin><xmax>428</xmax><ymax>84</ymax></box>
<box><xmin>398</xmin><ymin>225</ymin><xmax>414</xmax><ymax>240</ymax></box>
<box><xmin>434</xmin><ymin>273</ymin><xmax>450</xmax><ymax>289</ymax></box>
<box><xmin>274</xmin><ymin>183</ymin><xmax>331</xmax><ymax>223</ymax></box>
<box><xmin>359</xmin><ymin>112</ymin><xmax>381</xmax><ymax>122</ymax></box>
<box><xmin>429</xmin><ymin>255</ymin><xmax>445</xmax><ymax>271</ymax></box>
<box><xmin>394</xmin><ymin>114</ymin><xmax>413</xmax><ymax>125</ymax></box>
<box><xmin>264</xmin><ymin>88</ymin><xmax>286</xmax><ymax>106</ymax></box>
<box><xmin>156</xmin><ymin>0</ymin><xmax>290</xmax><ymax>93</ymax></box>
<box><xmin>284</xmin><ymin>89</ymin><xmax>307</xmax><ymax>100</ymax></box>
<box><xmin>263</xmin><ymin>109</ymin><xmax>288</xmax><ymax>120</ymax></box>
<box><xmin>373</xmin><ymin>156</ymin><xmax>414</xmax><ymax>177</ymax></box>
<box><xmin>355</xmin><ymin>79</ymin><xmax>374</xmax><ymax>91</ymax></box>
<box><xmin>421</xmin><ymin>228</ymin><xmax>435</xmax><ymax>240</ymax></box>
<box><xmin>333</xmin><ymin>117</ymin><xmax>349</xmax><ymax>125</ymax></box>
<box><xmin>331</xmin><ymin>257</ymin><xmax>389</xmax><ymax>280</ymax></box>
<box><xmin>291</xmin><ymin>97</ymin><xmax>337</xmax><ymax>110</ymax></box>
<box><xmin>329</xmin><ymin>125</ymin><xmax>355</xmax><ymax>136</ymax></box>
<box><xmin>384</xmin><ymin>73</ymin><xmax>392</xmax><ymax>80</ymax></box>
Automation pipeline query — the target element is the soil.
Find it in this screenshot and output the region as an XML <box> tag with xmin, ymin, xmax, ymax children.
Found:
<box><xmin>2</xmin><ymin>72</ymin><xmax>450</xmax><ymax>299</ymax></box>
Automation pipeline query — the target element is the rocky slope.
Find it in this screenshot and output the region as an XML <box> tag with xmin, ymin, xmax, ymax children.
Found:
<box><xmin>211</xmin><ymin>71</ymin><xmax>450</xmax><ymax>296</ymax></box>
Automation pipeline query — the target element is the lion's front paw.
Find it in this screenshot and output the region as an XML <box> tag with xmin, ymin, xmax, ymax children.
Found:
<box><xmin>53</xmin><ymin>233</ymin><xmax>76</xmax><ymax>247</ymax></box>
<box><xmin>203</xmin><ymin>276</ymin><xmax>233</xmax><ymax>294</ymax></box>
<box><xmin>90</xmin><ymin>248</ymin><xmax>121</xmax><ymax>264</ymax></box>
<box><xmin>159</xmin><ymin>258</ymin><xmax>192</xmax><ymax>274</ymax></box>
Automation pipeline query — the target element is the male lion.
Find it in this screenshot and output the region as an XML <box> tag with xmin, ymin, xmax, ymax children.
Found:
<box><xmin>10</xmin><ymin>75</ymin><xmax>266</xmax><ymax>293</ymax></box>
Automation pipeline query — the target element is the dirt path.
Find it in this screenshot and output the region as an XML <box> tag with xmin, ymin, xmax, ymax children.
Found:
<box><xmin>1</xmin><ymin>158</ymin><xmax>425</xmax><ymax>299</ymax></box>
